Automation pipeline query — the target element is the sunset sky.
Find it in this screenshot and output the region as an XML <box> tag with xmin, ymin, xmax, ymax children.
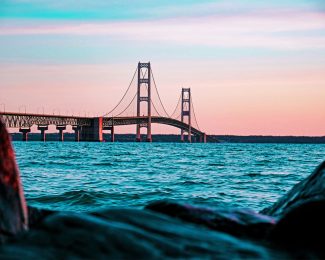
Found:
<box><xmin>0</xmin><ymin>0</ymin><xmax>324</xmax><ymax>135</ymax></box>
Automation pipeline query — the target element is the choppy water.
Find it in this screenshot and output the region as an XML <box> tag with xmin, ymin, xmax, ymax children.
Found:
<box><xmin>13</xmin><ymin>142</ymin><xmax>325</xmax><ymax>212</ymax></box>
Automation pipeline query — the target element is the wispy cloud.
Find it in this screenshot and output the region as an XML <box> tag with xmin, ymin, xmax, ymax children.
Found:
<box><xmin>1</xmin><ymin>8</ymin><xmax>325</xmax><ymax>50</ymax></box>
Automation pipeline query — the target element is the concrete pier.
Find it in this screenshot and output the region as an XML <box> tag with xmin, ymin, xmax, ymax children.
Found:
<box><xmin>103</xmin><ymin>126</ymin><xmax>115</xmax><ymax>142</ymax></box>
<box><xmin>19</xmin><ymin>128</ymin><xmax>31</xmax><ymax>141</ymax></box>
<box><xmin>56</xmin><ymin>125</ymin><xmax>66</xmax><ymax>142</ymax></box>
<box><xmin>146</xmin><ymin>134</ymin><xmax>152</xmax><ymax>143</ymax></box>
<box><xmin>197</xmin><ymin>133</ymin><xmax>206</xmax><ymax>143</ymax></box>
<box><xmin>72</xmin><ymin>125</ymin><xmax>81</xmax><ymax>142</ymax></box>
<box><xmin>37</xmin><ymin>125</ymin><xmax>48</xmax><ymax>142</ymax></box>
<box><xmin>110</xmin><ymin>125</ymin><xmax>115</xmax><ymax>142</ymax></box>
<box><xmin>80</xmin><ymin>117</ymin><xmax>103</xmax><ymax>142</ymax></box>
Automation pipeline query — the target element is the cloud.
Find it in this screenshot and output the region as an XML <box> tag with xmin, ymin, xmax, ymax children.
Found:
<box><xmin>1</xmin><ymin>7</ymin><xmax>325</xmax><ymax>50</ymax></box>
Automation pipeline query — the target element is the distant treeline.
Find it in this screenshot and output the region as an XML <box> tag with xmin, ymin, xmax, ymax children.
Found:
<box><xmin>215</xmin><ymin>135</ymin><xmax>325</xmax><ymax>144</ymax></box>
<box><xmin>10</xmin><ymin>133</ymin><xmax>325</xmax><ymax>143</ymax></box>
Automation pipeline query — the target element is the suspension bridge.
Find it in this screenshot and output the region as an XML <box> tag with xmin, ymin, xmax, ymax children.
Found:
<box><xmin>0</xmin><ymin>62</ymin><xmax>208</xmax><ymax>143</ymax></box>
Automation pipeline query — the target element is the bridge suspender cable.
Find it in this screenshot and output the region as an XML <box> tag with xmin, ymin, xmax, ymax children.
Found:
<box><xmin>103</xmin><ymin>63</ymin><xmax>202</xmax><ymax>133</ymax></box>
<box><xmin>170</xmin><ymin>93</ymin><xmax>182</xmax><ymax>119</ymax></box>
<box><xmin>150</xmin><ymin>68</ymin><xmax>171</xmax><ymax>118</ymax></box>
<box><xmin>151</xmin><ymin>101</ymin><xmax>163</xmax><ymax>117</ymax></box>
<box><xmin>103</xmin><ymin>66</ymin><xmax>138</xmax><ymax>117</ymax></box>
<box><xmin>114</xmin><ymin>67</ymin><xmax>149</xmax><ymax>118</ymax></box>
<box><xmin>113</xmin><ymin>92</ymin><xmax>138</xmax><ymax>117</ymax></box>
<box><xmin>190</xmin><ymin>94</ymin><xmax>201</xmax><ymax>131</ymax></box>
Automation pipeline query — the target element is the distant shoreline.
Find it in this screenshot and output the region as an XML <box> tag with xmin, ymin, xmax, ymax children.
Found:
<box><xmin>214</xmin><ymin>135</ymin><xmax>325</xmax><ymax>144</ymax></box>
<box><xmin>10</xmin><ymin>133</ymin><xmax>325</xmax><ymax>143</ymax></box>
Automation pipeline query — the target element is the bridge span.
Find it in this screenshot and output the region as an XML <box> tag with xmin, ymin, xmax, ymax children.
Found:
<box><xmin>0</xmin><ymin>62</ymin><xmax>209</xmax><ymax>143</ymax></box>
<box><xmin>0</xmin><ymin>113</ymin><xmax>206</xmax><ymax>142</ymax></box>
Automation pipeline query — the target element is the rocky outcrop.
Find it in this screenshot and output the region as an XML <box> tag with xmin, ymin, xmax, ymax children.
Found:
<box><xmin>260</xmin><ymin>161</ymin><xmax>325</xmax><ymax>257</ymax></box>
<box><xmin>27</xmin><ymin>206</ymin><xmax>54</xmax><ymax>228</ymax></box>
<box><xmin>261</xmin><ymin>161</ymin><xmax>325</xmax><ymax>218</ymax></box>
<box><xmin>0</xmin><ymin>120</ymin><xmax>28</xmax><ymax>243</ymax></box>
<box><xmin>146</xmin><ymin>200</ymin><xmax>276</xmax><ymax>240</ymax></box>
<box><xmin>0</xmin><ymin>209</ymin><xmax>284</xmax><ymax>259</ymax></box>
<box><xmin>269</xmin><ymin>199</ymin><xmax>325</xmax><ymax>258</ymax></box>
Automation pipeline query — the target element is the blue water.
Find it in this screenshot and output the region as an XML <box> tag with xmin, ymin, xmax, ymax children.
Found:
<box><xmin>13</xmin><ymin>142</ymin><xmax>325</xmax><ymax>212</ymax></box>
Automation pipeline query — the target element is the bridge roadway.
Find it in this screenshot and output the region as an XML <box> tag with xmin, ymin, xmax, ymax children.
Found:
<box><xmin>0</xmin><ymin>112</ymin><xmax>207</xmax><ymax>142</ymax></box>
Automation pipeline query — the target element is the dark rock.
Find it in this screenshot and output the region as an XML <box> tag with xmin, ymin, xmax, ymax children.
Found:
<box><xmin>0</xmin><ymin>210</ymin><xmax>284</xmax><ymax>259</ymax></box>
<box><xmin>0</xmin><ymin>120</ymin><xmax>28</xmax><ymax>242</ymax></box>
<box><xmin>269</xmin><ymin>199</ymin><xmax>325</xmax><ymax>258</ymax></box>
<box><xmin>261</xmin><ymin>161</ymin><xmax>325</xmax><ymax>218</ymax></box>
<box><xmin>27</xmin><ymin>206</ymin><xmax>55</xmax><ymax>228</ymax></box>
<box><xmin>146</xmin><ymin>200</ymin><xmax>276</xmax><ymax>240</ymax></box>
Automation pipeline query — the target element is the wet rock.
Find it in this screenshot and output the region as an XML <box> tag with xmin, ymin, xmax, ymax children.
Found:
<box><xmin>269</xmin><ymin>199</ymin><xmax>325</xmax><ymax>258</ymax></box>
<box><xmin>0</xmin><ymin>120</ymin><xmax>28</xmax><ymax>242</ymax></box>
<box><xmin>146</xmin><ymin>200</ymin><xmax>276</xmax><ymax>240</ymax></box>
<box><xmin>27</xmin><ymin>206</ymin><xmax>55</xmax><ymax>228</ymax></box>
<box><xmin>0</xmin><ymin>210</ymin><xmax>284</xmax><ymax>259</ymax></box>
<box><xmin>261</xmin><ymin>161</ymin><xmax>325</xmax><ymax>218</ymax></box>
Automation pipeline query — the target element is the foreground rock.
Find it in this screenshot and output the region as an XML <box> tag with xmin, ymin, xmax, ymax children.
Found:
<box><xmin>146</xmin><ymin>200</ymin><xmax>276</xmax><ymax>240</ymax></box>
<box><xmin>261</xmin><ymin>160</ymin><xmax>325</xmax><ymax>218</ymax></box>
<box><xmin>261</xmin><ymin>161</ymin><xmax>325</xmax><ymax>257</ymax></box>
<box><xmin>0</xmin><ymin>209</ymin><xmax>283</xmax><ymax>259</ymax></box>
<box><xmin>270</xmin><ymin>199</ymin><xmax>325</xmax><ymax>257</ymax></box>
<box><xmin>0</xmin><ymin>120</ymin><xmax>28</xmax><ymax>243</ymax></box>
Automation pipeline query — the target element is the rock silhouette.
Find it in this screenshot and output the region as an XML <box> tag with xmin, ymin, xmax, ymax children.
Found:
<box><xmin>146</xmin><ymin>200</ymin><xmax>276</xmax><ymax>240</ymax></box>
<box><xmin>0</xmin><ymin>210</ymin><xmax>284</xmax><ymax>259</ymax></box>
<box><xmin>261</xmin><ymin>160</ymin><xmax>325</xmax><ymax>218</ymax></box>
<box><xmin>270</xmin><ymin>199</ymin><xmax>325</xmax><ymax>257</ymax></box>
<box><xmin>0</xmin><ymin>120</ymin><xmax>28</xmax><ymax>243</ymax></box>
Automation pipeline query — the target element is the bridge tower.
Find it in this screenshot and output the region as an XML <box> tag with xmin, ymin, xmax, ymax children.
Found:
<box><xmin>136</xmin><ymin>62</ymin><xmax>152</xmax><ymax>142</ymax></box>
<box><xmin>181</xmin><ymin>88</ymin><xmax>192</xmax><ymax>142</ymax></box>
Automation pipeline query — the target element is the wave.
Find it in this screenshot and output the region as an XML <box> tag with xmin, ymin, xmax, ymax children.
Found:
<box><xmin>92</xmin><ymin>162</ymin><xmax>114</xmax><ymax>166</ymax></box>
<box><xmin>28</xmin><ymin>190</ymin><xmax>110</xmax><ymax>206</ymax></box>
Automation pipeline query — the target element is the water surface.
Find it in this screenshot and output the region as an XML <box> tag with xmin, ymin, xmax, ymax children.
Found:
<box><xmin>13</xmin><ymin>142</ymin><xmax>325</xmax><ymax>212</ymax></box>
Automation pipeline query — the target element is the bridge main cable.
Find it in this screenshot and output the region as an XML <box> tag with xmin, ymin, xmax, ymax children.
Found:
<box><xmin>190</xmin><ymin>94</ymin><xmax>201</xmax><ymax>131</ymax></box>
<box><xmin>113</xmin><ymin>91</ymin><xmax>137</xmax><ymax>117</ymax></box>
<box><xmin>150</xmin><ymin>67</ymin><xmax>171</xmax><ymax>118</ymax></box>
<box><xmin>170</xmin><ymin>92</ymin><xmax>182</xmax><ymax>119</ymax></box>
<box><xmin>103</xmin><ymin>66</ymin><xmax>138</xmax><ymax>117</ymax></box>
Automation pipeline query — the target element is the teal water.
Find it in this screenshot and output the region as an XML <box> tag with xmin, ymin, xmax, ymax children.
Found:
<box><xmin>13</xmin><ymin>142</ymin><xmax>325</xmax><ymax>212</ymax></box>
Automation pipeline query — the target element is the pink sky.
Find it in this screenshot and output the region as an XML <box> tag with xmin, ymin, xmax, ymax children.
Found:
<box><xmin>1</xmin><ymin>60</ymin><xmax>324</xmax><ymax>136</ymax></box>
<box><xmin>1</xmin><ymin>1</ymin><xmax>325</xmax><ymax>136</ymax></box>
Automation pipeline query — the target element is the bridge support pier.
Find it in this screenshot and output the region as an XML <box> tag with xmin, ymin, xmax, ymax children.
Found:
<box><xmin>136</xmin><ymin>129</ymin><xmax>141</xmax><ymax>142</ymax></box>
<box><xmin>181</xmin><ymin>132</ymin><xmax>184</xmax><ymax>142</ymax></box>
<box><xmin>110</xmin><ymin>126</ymin><xmax>115</xmax><ymax>142</ymax></box>
<box><xmin>80</xmin><ymin>117</ymin><xmax>103</xmax><ymax>142</ymax></box>
<box><xmin>198</xmin><ymin>133</ymin><xmax>207</xmax><ymax>143</ymax></box>
<box><xmin>19</xmin><ymin>127</ymin><xmax>30</xmax><ymax>141</ymax></box>
<box><xmin>72</xmin><ymin>125</ymin><xmax>81</xmax><ymax>142</ymax></box>
<box><xmin>37</xmin><ymin>125</ymin><xmax>48</xmax><ymax>142</ymax></box>
<box><xmin>103</xmin><ymin>126</ymin><xmax>114</xmax><ymax>142</ymax></box>
<box><xmin>56</xmin><ymin>125</ymin><xmax>66</xmax><ymax>142</ymax></box>
<box><xmin>181</xmin><ymin>133</ymin><xmax>192</xmax><ymax>143</ymax></box>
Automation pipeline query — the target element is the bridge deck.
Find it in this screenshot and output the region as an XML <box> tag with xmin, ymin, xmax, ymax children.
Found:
<box><xmin>0</xmin><ymin>112</ymin><xmax>205</xmax><ymax>137</ymax></box>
